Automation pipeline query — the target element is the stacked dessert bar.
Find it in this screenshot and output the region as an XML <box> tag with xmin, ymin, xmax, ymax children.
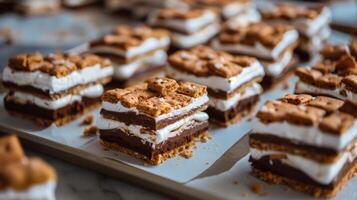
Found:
<box><xmin>97</xmin><ymin>77</ymin><xmax>209</xmax><ymax>165</ymax></box>
<box><xmin>295</xmin><ymin>43</ymin><xmax>357</xmax><ymax>116</ymax></box>
<box><xmin>0</xmin><ymin>135</ymin><xmax>57</xmax><ymax>200</ymax></box>
<box><xmin>2</xmin><ymin>52</ymin><xmax>113</xmax><ymax>126</ymax></box>
<box><xmin>249</xmin><ymin>94</ymin><xmax>357</xmax><ymax>197</ymax></box>
<box><xmin>88</xmin><ymin>25</ymin><xmax>170</xmax><ymax>87</ymax></box>
<box><xmin>148</xmin><ymin>8</ymin><xmax>220</xmax><ymax>49</ymax></box>
<box><xmin>167</xmin><ymin>46</ymin><xmax>265</xmax><ymax>126</ymax></box>
<box><xmin>212</xmin><ymin>22</ymin><xmax>298</xmax><ymax>88</ymax></box>
<box><xmin>261</xmin><ymin>4</ymin><xmax>331</xmax><ymax>59</ymax></box>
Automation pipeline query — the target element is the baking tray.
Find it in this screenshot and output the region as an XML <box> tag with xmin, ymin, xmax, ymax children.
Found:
<box><xmin>1</xmin><ymin>71</ymin><xmax>355</xmax><ymax>200</ymax></box>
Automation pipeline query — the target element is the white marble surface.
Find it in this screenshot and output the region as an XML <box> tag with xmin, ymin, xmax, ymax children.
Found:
<box><xmin>26</xmin><ymin>149</ymin><xmax>170</xmax><ymax>200</ymax></box>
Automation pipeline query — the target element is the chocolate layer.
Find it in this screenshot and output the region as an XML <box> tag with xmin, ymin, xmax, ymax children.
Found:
<box><xmin>250</xmin><ymin>156</ymin><xmax>357</xmax><ymax>188</ymax></box>
<box><xmin>101</xmin><ymin>103</ymin><xmax>208</xmax><ymax>130</ymax></box>
<box><xmin>4</xmin><ymin>95</ymin><xmax>100</xmax><ymax>121</ymax></box>
<box><xmin>99</xmin><ymin>121</ymin><xmax>208</xmax><ymax>158</ymax></box>
<box><xmin>206</xmin><ymin>95</ymin><xmax>259</xmax><ymax>122</ymax></box>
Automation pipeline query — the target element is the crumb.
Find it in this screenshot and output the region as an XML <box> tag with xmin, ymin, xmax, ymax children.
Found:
<box><xmin>200</xmin><ymin>133</ymin><xmax>211</xmax><ymax>143</ymax></box>
<box><xmin>250</xmin><ymin>183</ymin><xmax>268</xmax><ymax>196</ymax></box>
<box><xmin>247</xmin><ymin>117</ymin><xmax>253</xmax><ymax>122</ymax></box>
<box><xmin>80</xmin><ymin>115</ymin><xmax>94</xmax><ymax>126</ymax></box>
<box><xmin>233</xmin><ymin>180</ymin><xmax>239</xmax><ymax>185</ymax></box>
<box><xmin>180</xmin><ymin>150</ymin><xmax>193</xmax><ymax>159</ymax></box>
<box><xmin>83</xmin><ymin>126</ymin><xmax>98</xmax><ymax>137</ymax></box>
<box><xmin>205</xmin><ymin>162</ymin><xmax>210</xmax><ymax>165</ymax></box>
<box><xmin>241</xmin><ymin>192</ymin><xmax>248</xmax><ymax>197</ymax></box>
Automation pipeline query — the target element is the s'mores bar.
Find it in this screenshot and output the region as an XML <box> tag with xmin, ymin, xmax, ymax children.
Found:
<box><xmin>88</xmin><ymin>25</ymin><xmax>170</xmax><ymax>87</ymax></box>
<box><xmin>261</xmin><ymin>4</ymin><xmax>331</xmax><ymax>59</ymax></box>
<box><xmin>97</xmin><ymin>77</ymin><xmax>209</xmax><ymax>165</ymax></box>
<box><xmin>212</xmin><ymin>22</ymin><xmax>299</xmax><ymax>88</ymax></box>
<box><xmin>167</xmin><ymin>46</ymin><xmax>264</xmax><ymax>126</ymax></box>
<box><xmin>249</xmin><ymin>94</ymin><xmax>357</xmax><ymax>198</ymax></box>
<box><xmin>295</xmin><ymin>43</ymin><xmax>357</xmax><ymax>115</ymax></box>
<box><xmin>148</xmin><ymin>8</ymin><xmax>220</xmax><ymax>49</ymax></box>
<box><xmin>2</xmin><ymin>52</ymin><xmax>113</xmax><ymax>126</ymax></box>
<box><xmin>0</xmin><ymin>135</ymin><xmax>57</xmax><ymax>200</ymax></box>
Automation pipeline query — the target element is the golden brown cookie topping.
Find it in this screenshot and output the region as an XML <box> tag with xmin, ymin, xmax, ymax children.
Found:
<box><xmin>307</xmin><ymin>96</ymin><xmax>344</xmax><ymax>112</ymax></box>
<box><xmin>281</xmin><ymin>94</ymin><xmax>313</xmax><ymax>105</ymax></box>
<box><xmin>137</xmin><ymin>97</ymin><xmax>172</xmax><ymax>116</ymax></box>
<box><xmin>319</xmin><ymin>112</ymin><xmax>354</xmax><ymax>135</ymax></box>
<box><xmin>155</xmin><ymin>8</ymin><xmax>206</xmax><ymax>20</ymax></box>
<box><xmin>219</xmin><ymin>22</ymin><xmax>293</xmax><ymax>48</ymax></box>
<box><xmin>262</xmin><ymin>4</ymin><xmax>324</xmax><ymax>20</ymax></box>
<box><xmin>177</xmin><ymin>81</ymin><xmax>207</xmax><ymax>98</ymax></box>
<box><xmin>8</xmin><ymin>52</ymin><xmax>44</xmax><ymax>71</ymax></box>
<box><xmin>168</xmin><ymin>46</ymin><xmax>257</xmax><ymax>78</ymax></box>
<box><xmin>342</xmin><ymin>74</ymin><xmax>357</xmax><ymax>93</ymax></box>
<box><xmin>102</xmin><ymin>78</ymin><xmax>207</xmax><ymax>116</ymax></box>
<box><xmin>147</xmin><ymin>77</ymin><xmax>179</xmax><ymax>96</ymax></box>
<box><xmin>91</xmin><ymin>25</ymin><xmax>169</xmax><ymax>50</ymax></box>
<box><xmin>0</xmin><ymin>135</ymin><xmax>24</xmax><ymax>164</ymax></box>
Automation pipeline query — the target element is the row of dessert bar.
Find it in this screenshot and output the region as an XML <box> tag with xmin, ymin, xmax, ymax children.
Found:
<box><xmin>89</xmin><ymin>2</ymin><xmax>331</xmax><ymax>88</ymax></box>
<box><xmin>249</xmin><ymin>43</ymin><xmax>357</xmax><ymax>198</ymax></box>
<box><xmin>0</xmin><ymin>135</ymin><xmax>57</xmax><ymax>200</ymax></box>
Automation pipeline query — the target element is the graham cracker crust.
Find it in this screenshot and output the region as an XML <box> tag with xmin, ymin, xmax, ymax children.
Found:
<box><xmin>251</xmin><ymin>164</ymin><xmax>357</xmax><ymax>198</ymax></box>
<box><xmin>6</xmin><ymin>102</ymin><xmax>100</xmax><ymax>127</ymax></box>
<box><xmin>100</xmin><ymin>130</ymin><xmax>209</xmax><ymax>165</ymax></box>
<box><xmin>210</xmin><ymin>103</ymin><xmax>257</xmax><ymax>127</ymax></box>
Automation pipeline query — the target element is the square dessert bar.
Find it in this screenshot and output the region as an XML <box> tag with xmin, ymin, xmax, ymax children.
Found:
<box><xmin>212</xmin><ymin>22</ymin><xmax>299</xmax><ymax>88</ymax></box>
<box><xmin>249</xmin><ymin>94</ymin><xmax>357</xmax><ymax>198</ymax></box>
<box><xmin>167</xmin><ymin>46</ymin><xmax>265</xmax><ymax>126</ymax></box>
<box><xmin>0</xmin><ymin>135</ymin><xmax>57</xmax><ymax>200</ymax></box>
<box><xmin>148</xmin><ymin>8</ymin><xmax>220</xmax><ymax>49</ymax></box>
<box><xmin>261</xmin><ymin>4</ymin><xmax>331</xmax><ymax>56</ymax></box>
<box><xmin>89</xmin><ymin>25</ymin><xmax>170</xmax><ymax>87</ymax></box>
<box><xmin>295</xmin><ymin>43</ymin><xmax>357</xmax><ymax>112</ymax></box>
<box><xmin>2</xmin><ymin>52</ymin><xmax>113</xmax><ymax>126</ymax></box>
<box><xmin>97</xmin><ymin>77</ymin><xmax>209</xmax><ymax>165</ymax></box>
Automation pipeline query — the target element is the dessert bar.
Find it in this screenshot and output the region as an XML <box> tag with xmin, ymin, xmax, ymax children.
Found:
<box><xmin>97</xmin><ymin>77</ymin><xmax>209</xmax><ymax>165</ymax></box>
<box><xmin>261</xmin><ymin>3</ymin><xmax>331</xmax><ymax>59</ymax></box>
<box><xmin>0</xmin><ymin>135</ymin><xmax>57</xmax><ymax>200</ymax></box>
<box><xmin>148</xmin><ymin>8</ymin><xmax>220</xmax><ymax>49</ymax></box>
<box><xmin>249</xmin><ymin>94</ymin><xmax>357</xmax><ymax>198</ymax></box>
<box><xmin>212</xmin><ymin>22</ymin><xmax>299</xmax><ymax>88</ymax></box>
<box><xmin>2</xmin><ymin>52</ymin><xmax>113</xmax><ymax>126</ymax></box>
<box><xmin>167</xmin><ymin>46</ymin><xmax>264</xmax><ymax>126</ymax></box>
<box><xmin>88</xmin><ymin>25</ymin><xmax>170</xmax><ymax>87</ymax></box>
<box><xmin>295</xmin><ymin>43</ymin><xmax>357</xmax><ymax>111</ymax></box>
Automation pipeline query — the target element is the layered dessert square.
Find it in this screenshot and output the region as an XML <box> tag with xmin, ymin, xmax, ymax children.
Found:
<box><xmin>249</xmin><ymin>94</ymin><xmax>357</xmax><ymax>198</ymax></box>
<box><xmin>295</xmin><ymin>43</ymin><xmax>357</xmax><ymax>113</ymax></box>
<box><xmin>167</xmin><ymin>46</ymin><xmax>265</xmax><ymax>126</ymax></box>
<box><xmin>0</xmin><ymin>135</ymin><xmax>57</xmax><ymax>200</ymax></box>
<box><xmin>212</xmin><ymin>22</ymin><xmax>299</xmax><ymax>88</ymax></box>
<box><xmin>97</xmin><ymin>77</ymin><xmax>209</xmax><ymax>165</ymax></box>
<box><xmin>2</xmin><ymin>52</ymin><xmax>113</xmax><ymax>126</ymax></box>
<box><xmin>88</xmin><ymin>25</ymin><xmax>170</xmax><ymax>87</ymax></box>
<box><xmin>148</xmin><ymin>8</ymin><xmax>220</xmax><ymax>49</ymax></box>
<box><xmin>261</xmin><ymin>4</ymin><xmax>331</xmax><ymax>59</ymax></box>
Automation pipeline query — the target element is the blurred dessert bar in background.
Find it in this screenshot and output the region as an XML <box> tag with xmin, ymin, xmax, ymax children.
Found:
<box><xmin>62</xmin><ymin>0</ymin><xmax>102</xmax><ymax>8</ymax></box>
<box><xmin>167</xmin><ymin>46</ymin><xmax>264</xmax><ymax>126</ymax></box>
<box><xmin>148</xmin><ymin>8</ymin><xmax>220</xmax><ymax>49</ymax></box>
<box><xmin>295</xmin><ymin>42</ymin><xmax>357</xmax><ymax>116</ymax></box>
<box><xmin>212</xmin><ymin>22</ymin><xmax>299</xmax><ymax>88</ymax></box>
<box><xmin>249</xmin><ymin>94</ymin><xmax>357</xmax><ymax>198</ymax></box>
<box><xmin>97</xmin><ymin>77</ymin><xmax>209</xmax><ymax>165</ymax></box>
<box><xmin>0</xmin><ymin>135</ymin><xmax>57</xmax><ymax>200</ymax></box>
<box><xmin>16</xmin><ymin>0</ymin><xmax>61</xmax><ymax>15</ymax></box>
<box><xmin>261</xmin><ymin>3</ymin><xmax>331</xmax><ymax>60</ymax></box>
<box><xmin>88</xmin><ymin>25</ymin><xmax>170</xmax><ymax>87</ymax></box>
<box><xmin>2</xmin><ymin>52</ymin><xmax>113</xmax><ymax>126</ymax></box>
